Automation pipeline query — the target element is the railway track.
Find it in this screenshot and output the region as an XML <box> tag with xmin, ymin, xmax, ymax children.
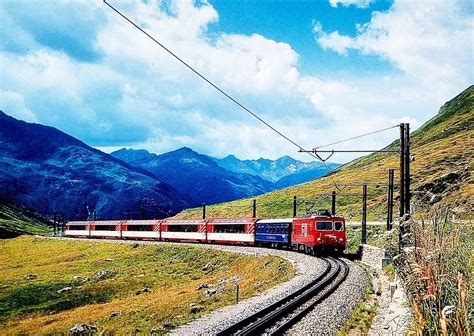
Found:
<box><xmin>216</xmin><ymin>257</ymin><xmax>349</xmax><ymax>336</ymax></box>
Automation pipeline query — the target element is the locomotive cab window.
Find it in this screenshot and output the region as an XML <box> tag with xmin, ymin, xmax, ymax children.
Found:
<box><xmin>316</xmin><ymin>221</ymin><xmax>333</xmax><ymax>230</ymax></box>
<box><xmin>335</xmin><ymin>221</ymin><xmax>344</xmax><ymax>231</ymax></box>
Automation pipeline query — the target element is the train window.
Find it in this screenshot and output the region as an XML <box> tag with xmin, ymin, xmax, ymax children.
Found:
<box><xmin>69</xmin><ymin>225</ymin><xmax>86</xmax><ymax>230</ymax></box>
<box><xmin>128</xmin><ymin>225</ymin><xmax>153</xmax><ymax>231</ymax></box>
<box><xmin>96</xmin><ymin>225</ymin><xmax>116</xmax><ymax>231</ymax></box>
<box><xmin>168</xmin><ymin>225</ymin><xmax>198</xmax><ymax>232</ymax></box>
<box><xmin>214</xmin><ymin>224</ymin><xmax>245</xmax><ymax>233</ymax></box>
<box><xmin>335</xmin><ymin>221</ymin><xmax>344</xmax><ymax>231</ymax></box>
<box><xmin>316</xmin><ymin>221</ymin><xmax>333</xmax><ymax>230</ymax></box>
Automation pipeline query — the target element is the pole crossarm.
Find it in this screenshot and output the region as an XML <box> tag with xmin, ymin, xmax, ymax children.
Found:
<box><xmin>336</xmin><ymin>182</ymin><xmax>389</xmax><ymax>187</ymax></box>
<box><xmin>299</xmin><ymin>149</ymin><xmax>399</xmax><ymax>153</ymax></box>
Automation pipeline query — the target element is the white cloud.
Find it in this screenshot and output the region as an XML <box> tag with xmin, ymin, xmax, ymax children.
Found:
<box><xmin>0</xmin><ymin>90</ymin><xmax>38</xmax><ymax>122</ymax></box>
<box><xmin>314</xmin><ymin>0</ymin><xmax>473</xmax><ymax>93</ymax></box>
<box><xmin>329</xmin><ymin>0</ymin><xmax>374</xmax><ymax>9</ymax></box>
<box><xmin>97</xmin><ymin>1</ymin><xmax>300</xmax><ymax>96</ymax></box>
<box><xmin>313</xmin><ymin>22</ymin><xmax>354</xmax><ymax>55</ymax></box>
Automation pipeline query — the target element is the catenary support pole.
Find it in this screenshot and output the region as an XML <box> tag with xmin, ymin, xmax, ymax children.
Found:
<box><xmin>252</xmin><ymin>199</ymin><xmax>256</xmax><ymax>218</ymax></box>
<box><xmin>404</xmin><ymin>123</ymin><xmax>411</xmax><ymax>217</ymax></box>
<box><xmin>202</xmin><ymin>203</ymin><xmax>206</xmax><ymax>219</ymax></box>
<box><xmin>59</xmin><ymin>214</ymin><xmax>64</xmax><ymax>234</ymax></box>
<box><xmin>293</xmin><ymin>196</ymin><xmax>297</xmax><ymax>218</ymax></box>
<box><xmin>387</xmin><ymin>169</ymin><xmax>394</xmax><ymax>230</ymax></box>
<box><xmin>361</xmin><ymin>184</ymin><xmax>367</xmax><ymax>245</ymax></box>
<box><xmin>399</xmin><ymin>123</ymin><xmax>406</xmax><ymax>218</ymax></box>
<box><xmin>331</xmin><ymin>191</ymin><xmax>336</xmax><ymax>216</ymax></box>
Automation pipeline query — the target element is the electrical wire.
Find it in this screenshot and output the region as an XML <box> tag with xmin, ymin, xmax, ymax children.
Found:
<box><xmin>103</xmin><ymin>0</ymin><xmax>304</xmax><ymax>151</ymax></box>
<box><xmin>315</xmin><ymin>125</ymin><xmax>399</xmax><ymax>149</ymax></box>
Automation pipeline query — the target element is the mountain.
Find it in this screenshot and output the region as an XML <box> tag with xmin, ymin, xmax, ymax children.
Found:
<box><xmin>0</xmin><ymin>201</ymin><xmax>51</xmax><ymax>238</ymax></box>
<box><xmin>0</xmin><ymin>111</ymin><xmax>188</xmax><ymax>220</ymax></box>
<box><xmin>215</xmin><ymin>155</ymin><xmax>340</xmax><ymax>187</ymax></box>
<box><xmin>175</xmin><ymin>86</ymin><xmax>473</xmax><ymax>220</ymax></box>
<box><xmin>112</xmin><ymin>147</ymin><xmax>275</xmax><ymax>206</ymax></box>
<box><xmin>274</xmin><ymin>167</ymin><xmax>339</xmax><ymax>188</ymax></box>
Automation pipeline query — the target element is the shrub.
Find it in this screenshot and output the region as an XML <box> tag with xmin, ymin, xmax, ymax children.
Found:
<box><xmin>394</xmin><ymin>205</ymin><xmax>472</xmax><ymax>335</ymax></box>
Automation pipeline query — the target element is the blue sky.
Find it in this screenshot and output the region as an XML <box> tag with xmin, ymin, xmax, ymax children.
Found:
<box><xmin>210</xmin><ymin>0</ymin><xmax>394</xmax><ymax>77</ymax></box>
<box><xmin>0</xmin><ymin>0</ymin><xmax>472</xmax><ymax>162</ymax></box>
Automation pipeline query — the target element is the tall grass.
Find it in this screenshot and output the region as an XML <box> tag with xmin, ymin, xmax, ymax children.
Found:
<box><xmin>394</xmin><ymin>206</ymin><xmax>472</xmax><ymax>335</ymax></box>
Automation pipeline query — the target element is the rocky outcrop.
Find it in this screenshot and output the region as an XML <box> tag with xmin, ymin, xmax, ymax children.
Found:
<box><xmin>415</xmin><ymin>167</ymin><xmax>470</xmax><ymax>205</ymax></box>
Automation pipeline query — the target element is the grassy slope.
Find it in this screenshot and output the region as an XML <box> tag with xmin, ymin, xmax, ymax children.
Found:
<box><xmin>176</xmin><ymin>86</ymin><xmax>473</xmax><ymax>220</ymax></box>
<box><xmin>0</xmin><ymin>236</ymin><xmax>294</xmax><ymax>334</ymax></box>
<box><xmin>0</xmin><ymin>202</ymin><xmax>51</xmax><ymax>236</ymax></box>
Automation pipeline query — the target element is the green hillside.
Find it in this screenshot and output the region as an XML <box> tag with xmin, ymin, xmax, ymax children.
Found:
<box><xmin>176</xmin><ymin>86</ymin><xmax>473</xmax><ymax>220</ymax></box>
<box><xmin>0</xmin><ymin>202</ymin><xmax>51</xmax><ymax>237</ymax></box>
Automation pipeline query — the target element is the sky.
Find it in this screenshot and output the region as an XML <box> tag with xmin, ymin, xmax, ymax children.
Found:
<box><xmin>0</xmin><ymin>0</ymin><xmax>472</xmax><ymax>163</ymax></box>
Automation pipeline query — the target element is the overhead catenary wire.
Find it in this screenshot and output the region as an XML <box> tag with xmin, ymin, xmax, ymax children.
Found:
<box><xmin>103</xmin><ymin>0</ymin><xmax>301</xmax><ymax>150</ymax></box>
<box><xmin>103</xmin><ymin>0</ymin><xmax>344</xmax><ymax>190</ymax></box>
<box><xmin>314</xmin><ymin>124</ymin><xmax>399</xmax><ymax>149</ymax></box>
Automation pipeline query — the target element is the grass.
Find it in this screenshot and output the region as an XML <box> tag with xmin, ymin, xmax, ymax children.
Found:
<box><xmin>0</xmin><ymin>202</ymin><xmax>51</xmax><ymax>236</ymax></box>
<box><xmin>383</xmin><ymin>263</ymin><xmax>396</xmax><ymax>282</ymax></box>
<box><xmin>336</xmin><ymin>266</ymin><xmax>378</xmax><ymax>335</ymax></box>
<box><xmin>392</xmin><ymin>205</ymin><xmax>473</xmax><ymax>335</ymax></box>
<box><xmin>0</xmin><ymin>236</ymin><xmax>295</xmax><ymax>334</ymax></box>
<box><xmin>174</xmin><ymin>86</ymin><xmax>473</xmax><ymax>221</ymax></box>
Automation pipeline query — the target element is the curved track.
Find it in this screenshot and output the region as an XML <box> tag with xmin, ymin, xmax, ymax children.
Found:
<box><xmin>216</xmin><ymin>257</ymin><xmax>349</xmax><ymax>336</ymax></box>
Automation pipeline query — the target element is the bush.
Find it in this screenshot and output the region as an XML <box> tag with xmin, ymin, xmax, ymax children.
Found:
<box><xmin>394</xmin><ymin>205</ymin><xmax>472</xmax><ymax>335</ymax></box>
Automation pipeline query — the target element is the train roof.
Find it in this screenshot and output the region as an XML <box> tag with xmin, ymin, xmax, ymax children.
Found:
<box><xmin>256</xmin><ymin>218</ymin><xmax>294</xmax><ymax>224</ymax></box>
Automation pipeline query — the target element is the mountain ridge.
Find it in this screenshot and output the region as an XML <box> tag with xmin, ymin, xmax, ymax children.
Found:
<box><xmin>214</xmin><ymin>153</ymin><xmax>340</xmax><ymax>185</ymax></box>
<box><xmin>112</xmin><ymin>147</ymin><xmax>340</xmax><ymax>205</ymax></box>
<box><xmin>112</xmin><ymin>147</ymin><xmax>275</xmax><ymax>206</ymax></box>
<box><xmin>0</xmin><ymin>111</ymin><xmax>188</xmax><ymax>220</ymax></box>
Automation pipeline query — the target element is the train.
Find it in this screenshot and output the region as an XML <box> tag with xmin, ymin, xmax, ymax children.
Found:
<box><xmin>65</xmin><ymin>212</ymin><xmax>346</xmax><ymax>254</ymax></box>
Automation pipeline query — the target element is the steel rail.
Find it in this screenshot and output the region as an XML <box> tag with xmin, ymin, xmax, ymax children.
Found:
<box><xmin>268</xmin><ymin>258</ymin><xmax>350</xmax><ymax>335</ymax></box>
<box><xmin>217</xmin><ymin>257</ymin><xmax>345</xmax><ymax>336</ymax></box>
<box><xmin>215</xmin><ymin>257</ymin><xmax>331</xmax><ymax>336</ymax></box>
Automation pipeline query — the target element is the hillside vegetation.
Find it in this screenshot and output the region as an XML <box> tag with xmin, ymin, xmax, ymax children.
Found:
<box><xmin>0</xmin><ymin>237</ymin><xmax>294</xmax><ymax>334</ymax></box>
<box><xmin>176</xmin><ymin>86</ymin><xmax>473</xmax><ymax>220</ymax></box>
<box><xmin>0</xmin><ymin>202</ymin><xmax>51</xmax><ymax>237</ymax></box>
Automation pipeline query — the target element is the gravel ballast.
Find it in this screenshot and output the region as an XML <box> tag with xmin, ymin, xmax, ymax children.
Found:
<box><xmin>168</xmin><ymin>245</ymin><xmax>328</xmax><ymax>335</ymax></box>
<box><xmin>285</xmin><ymin>259</ymin><xmax>369</xmax><ymax>335</ymax></box>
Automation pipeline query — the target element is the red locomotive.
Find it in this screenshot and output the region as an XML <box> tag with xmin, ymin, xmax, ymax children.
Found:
<box><xmin>291</xmin><ymin>215</ymin><xmax>346</xmax><ymax>254</ymax></box>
